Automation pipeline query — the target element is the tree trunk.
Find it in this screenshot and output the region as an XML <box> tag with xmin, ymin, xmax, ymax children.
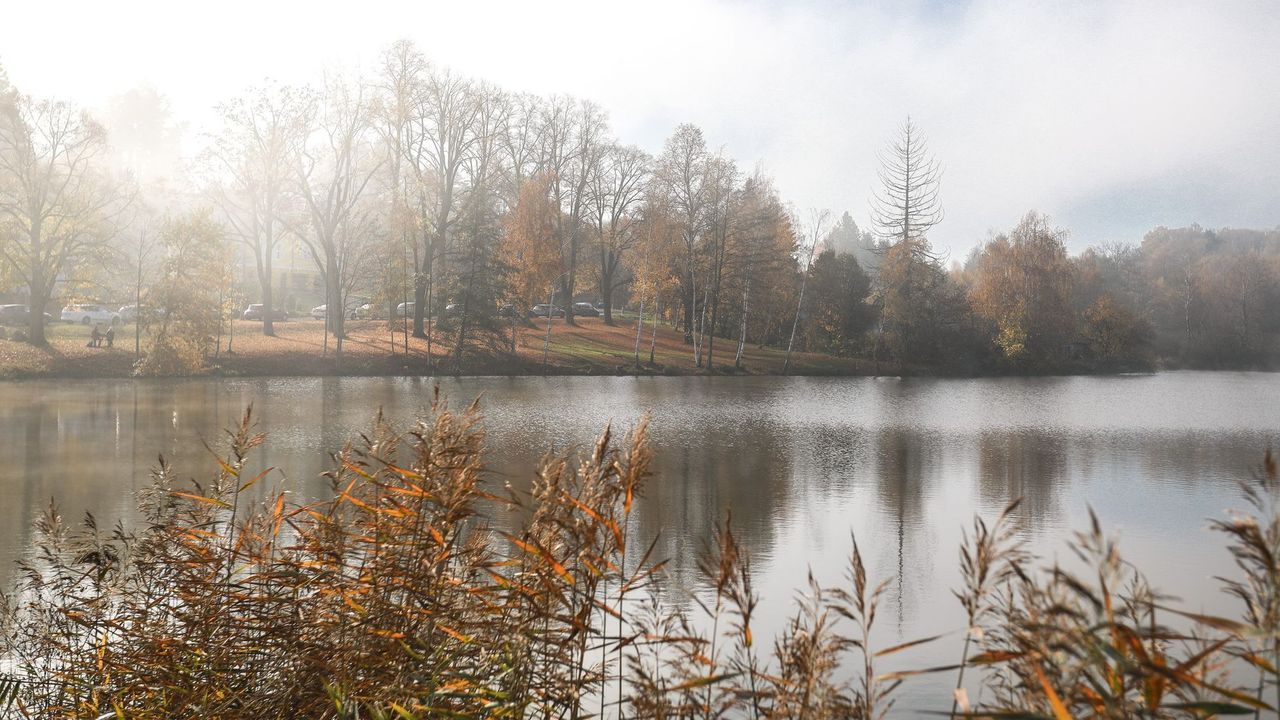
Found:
<box><xmin>412</xmin><ymin>265</ymin><xmax>428</xmax><ymax>339</ymax></box>
<box><xmin>453</xmin><ymin>252</ymin><xmax>478</xmax><ymax>375</ymax></box>
<box><xmin>683</xmin><ymin>264</ymin><xmax>696</xmax><ymax>344</ymax></box>
<box><xmin>736</xmin><ymin>273</ymin><xmax>752</xmax><ymax>369</ymax></box>
<box><xmin>27</xmin><ymin>270</ymin><xmax>48</xmax><ymax>346</ymax></box>
<box><xmin>214</xmin><ymin>287</ymin><xmax>224</xmax><ymax>361</ymax></box>
<box><xmin>633</xmin><ymin>300</ymin><xmax>644</xmax><ymax>366</ymax></box>
<box><xmin>425</xmin><ymin>269</ymin><xmax>435</xmax><ymax>369</ymax></box>
<box><xmin>707</xmin><ymin>264</ymin><xmax>723</xmax><ymax>370</ymax></box>
<box><xmin>783</xmin><ymin>257</ymin><xmax>813</xmax><ymax>375</ymax></box>
<box><xmin>565</xmin><ymin>245</ymin><xmax>578</xmax><ymax>326</ymax></box>
<box><xmin>600</xmin><ymin>247</ymin><xmax>616</xmax><ymax>326</ymax></box>
<box><xmin>262</xmin><ymin>246</ymin><xmax>275</xmax><ymax>337</ymax></box>
<box><xmin>325</xmin><ymin>256</ymin><xmax>342</xmax><ymax>336</ymax></box>
<box><xmin>542</xmin><ymin>286</ymin><xmax>556</xmax><ymax>374</ymax></box>
<box><xmin>649</xmin><ymin>301</ymin><xmax>659</xmax><ymax>365</ymax></box>
<box><xmin>694</xmin><ymin>284</ymin><xmax>709</xmax><ymax>368</ymax></box>
<box><xmin>135</xmin><ymin>236</ymin><xmax>145</xmax><ymax>360</ymax></box>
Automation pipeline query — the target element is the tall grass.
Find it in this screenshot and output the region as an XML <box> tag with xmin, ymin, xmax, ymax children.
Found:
<box><xmin>0</xmin><ymin>400</ymin><xmax>1276</xmax><ymax>719</ymax></box>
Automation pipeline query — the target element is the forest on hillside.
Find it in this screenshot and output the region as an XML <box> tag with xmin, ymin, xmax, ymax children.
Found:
<box><xmin>0</xmin><ymin>40</ymin><xmax>1276</xmax><ymax>375</ymax></box>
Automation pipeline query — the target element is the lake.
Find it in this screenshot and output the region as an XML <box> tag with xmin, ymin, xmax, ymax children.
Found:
<box><xmin>1</xmin><ymin>372</ymin><xmax>1277</xmax><ymax>710</ymax></box>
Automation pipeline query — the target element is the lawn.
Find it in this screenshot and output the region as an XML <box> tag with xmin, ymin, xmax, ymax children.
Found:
<box><xmin>0</xmin><ymin>316</ymin><xmax>878</xmax><ymax>379</ymax></box>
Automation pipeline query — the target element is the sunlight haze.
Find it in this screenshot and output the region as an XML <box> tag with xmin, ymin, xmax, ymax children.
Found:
<box><xmin>3</xmin><ymin>0</ymin><xmax>1276</xmax><ymax>257</ymax></box>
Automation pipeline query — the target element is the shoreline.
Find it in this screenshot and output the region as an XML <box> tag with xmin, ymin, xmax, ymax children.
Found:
<box><xmin>0</xmin><ymin>317</ymin><xmax>1265</xmax><ymax>381</ymax></box>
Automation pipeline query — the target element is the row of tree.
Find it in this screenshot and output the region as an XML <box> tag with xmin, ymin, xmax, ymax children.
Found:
<box><xmin>0</xmin><ymin>46</ymin><xmax>1277</xmax><ymax>373</ymax></box>
<box><xmin>791</xmin><ymin>211</ymin><xmax>1280</xmax><ymax>373</ymax></box>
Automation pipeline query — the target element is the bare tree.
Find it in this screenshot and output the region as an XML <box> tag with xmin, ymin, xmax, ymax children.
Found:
<box><xmin>407</xmin><ymin>67</ymin><xmax>480</xmax><ymax>340</ymax></box>
<box><xmin>499</xmin><ymin>92</ymin><xmax>546</xmax><ymax>209</ymax></box>
<box><xmin>588</xmin><ymin>143</ymin><xmax>648</xmax><ymax>325</ymax></box>
<box><xmin>373</xmin><ymin>40</ymin><xmax>427</xmax><ymax>338</ymax></box>
<box><xmin>700</xmin><ymin>154</ymin><xmax>739</xmax><ymax>369</ymax></box>
<box><xmin>0</xmin><ymin>94</ymin><xmax>131</xmax><ymax>344</ymax></box>
<box><xmin>869</xmin><ymin>117</ymin><xmax>945</xmax><ymax>366</ymax></box>
<box><xmin>290</xmin><ymin>74</ymin><xmax>382</xmax><ymax>352</ymax></box>
<box><xmin>783</xmin><ymin>208</ymin><xmax>829</xmax><ymax>374</ymax></box>
<box><xmin>541</xmin><ymin>97</ymin><xmax>606</xmax><ymax>326</ymax></box>
<box><xmin>207</xmin><ymin>83</ymin><xmax>313</xmax><ymax>337</ymax></box>
<box><xmin>128</xmin><ymin>225</ymin><xmax>159</xmax><ymax>359</ymax></box>
<box><xmin>870</xmin><ymin>116</ymin><xmax>943</xmax><ymax>249</ymax></box>
<box><xmin>655</xmin><ymin>123</ymin><xmax>710</xmax><ymax>352</ymax></box>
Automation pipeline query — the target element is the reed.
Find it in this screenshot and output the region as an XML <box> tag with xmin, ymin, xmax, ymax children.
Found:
<box><xmin>0</xmin><ymin>402</ymin><xmax>1276</xmax><ymax>719</ymax></box>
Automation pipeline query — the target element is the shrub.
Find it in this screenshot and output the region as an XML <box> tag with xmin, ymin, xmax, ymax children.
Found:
<box><xmin>133</xmin><ymin>329</ymin><xmax>207</xmax><ymax>376</ymax></box>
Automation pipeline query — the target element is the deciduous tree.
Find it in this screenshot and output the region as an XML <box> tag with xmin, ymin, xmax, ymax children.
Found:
<box><xmin>969</xmin><ymin>211</ymin><xmax>1075</xmax><ymax>366</ymax></box>
<box><xmin>655</xmin><ymin>124</ymin><xmax>710</xmax><ymax>352</ymax></box>
<box><xmin>0</xmin><ymin>92</ymin><xmax>131</xmax><ymax>344</ymax></box>
<box><xmin>290</xmin><ymin>74</ymin><xmax>382</xmax><ymax>349</ymax></box>
<box><xmin>588</xmin><ymin>143</ymin><xmax>648</xmax><ymax>325</ymax></box>
<box><xmin>207</xmin><ymin>83</ymin><xmax>312</xmax><ymax>337</ymax></box>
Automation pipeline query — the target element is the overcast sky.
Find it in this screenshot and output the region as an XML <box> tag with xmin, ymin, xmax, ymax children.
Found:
<box><xmin>1</xmin><ymin>0</ymin><xmax>1277</xmax><ymax>257</ymax></box>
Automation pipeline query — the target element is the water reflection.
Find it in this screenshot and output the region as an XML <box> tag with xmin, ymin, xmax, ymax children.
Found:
<box><xmin>977</xmin><ymin>429</ymin><xmax>1067</xmax><ymax>526</ymax></box>
<box><xmin>0</xmin><ymin>372</ymin><xmax>1277</xmax><ymax>707</ymax></box>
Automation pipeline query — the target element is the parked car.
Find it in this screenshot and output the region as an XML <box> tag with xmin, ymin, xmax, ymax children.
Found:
<box><xmin>353</xmin><ymin>302</ymin><xmax>384</xmax><ymax>320</ymax></box>
<box><xmin>62</xmin><ymin>304</ymin><xmax>121</xmax><ymax>325</ymax></box>
<box><xmin>395</xmin><ymin>301</ymin><xmax>416</xmax><ymax>318</ymax></box>
<box><xmin>498</xmin><ymin>304</ymin><xmax>518</xmax><ymax>318</ymax></box>
<box><xmin>118</xmin><ymin>305</ymin><xmax>161</xmax><ymax>323</ymax></box>
<box><xmin>444</xmin><ymin>303</ymin><xmax>465</xmax><ymax>318</ymax></box>
<box><xmin>312</xmin><ymin>298</ymin><xmax>369</xmax><ymax>320</ymax></box>
<box><xmin>344</xmin><ymin>299</ymin><xmax>370</xmax><ymax>319</ymax></box>
<box><xmin>530</xmin><ymin>304</ymin><xmax>565</xmax><ymax>318</ymax></box>
<box><xmin>241</xmin><ymin>304</ymin><xmax>288</xmax><ymax>321</ymax></box>
<box><xmin>0</xmin><ymin>304</ymin><xmax>54</xmax><ymax>326</ymax></box>
<box><xmin>572</xmin><ymin>302</ymin><xmax>600</xmax><ymax>317</ymax></box>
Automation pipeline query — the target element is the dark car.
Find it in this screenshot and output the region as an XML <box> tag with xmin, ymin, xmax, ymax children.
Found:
<box><xmin>242</xmin><ymin>304</ymin><xmax>288</xmax><ymax>321</ymax></box>
<box><xmin>498</xmin><ymin>304</ymin><xmax>518</xmax><ymax>318</ymax></box>
<box><xmin>0</xmin><ymin>304</ymin><xmax>53</xmax><ymax>326</ymax></box>
<box><xmin>572</xmin><ymin>302</ymin><xmax>600</xmax><ymax>317</ymax></box>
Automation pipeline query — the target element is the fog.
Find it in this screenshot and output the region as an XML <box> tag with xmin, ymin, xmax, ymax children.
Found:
<box><xmin>2</xmin><ymin>0</ymin><xmax>1277</xmax><ymax>256</ymax></box>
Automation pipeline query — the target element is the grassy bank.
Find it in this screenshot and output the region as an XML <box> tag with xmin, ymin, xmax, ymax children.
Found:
<box><xmin>0</xmin><ymin>316</ymin><xmax>881</xmax><ymax>379</ymax></box>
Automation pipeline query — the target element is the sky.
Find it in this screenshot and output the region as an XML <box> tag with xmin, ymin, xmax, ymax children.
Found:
<box><xmin>1</xmin><ymin>0</ymin><xmax>1277</xmax><ymax>258</ymax></box>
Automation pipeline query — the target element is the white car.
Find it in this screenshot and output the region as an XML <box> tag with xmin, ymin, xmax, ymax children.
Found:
<box><xmin>311</xmin><ymin>302</ymin><xmax>366</xmax><ymax>320</ymax></box>
<box><xmin>61</xmin><ymin>303</ymin><xmax>121</xmax><ymax>325</ymax></box>
<box><xmin>118</xmin><ymin>304</ymin><xmax>161</xmax><ymax>323</ymax></box>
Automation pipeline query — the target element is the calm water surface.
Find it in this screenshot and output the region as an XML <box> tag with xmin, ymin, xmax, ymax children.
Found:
<box><xmin>1</xmin><ymin>372</ymin><xmax>1277</xmax><ymax>709</ymax></box>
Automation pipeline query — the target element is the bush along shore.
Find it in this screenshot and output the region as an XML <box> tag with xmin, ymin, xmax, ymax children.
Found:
<box><xmin>1</xmin><ymin>397</ymin><xmax>1277</xmax><ymax>718</ymax></box>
